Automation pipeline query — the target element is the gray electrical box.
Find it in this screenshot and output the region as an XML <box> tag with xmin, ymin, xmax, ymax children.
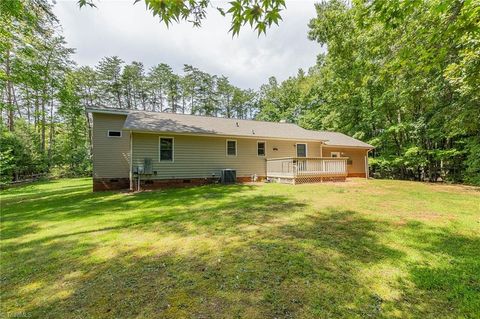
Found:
<box><xmin>144</xmin><ymin>158</ymin><xmax>152</xmax><ymax>175</ymax></box>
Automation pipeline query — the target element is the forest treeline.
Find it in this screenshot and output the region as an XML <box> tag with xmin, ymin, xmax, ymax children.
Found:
<box><xmin>0</xmin><ymin>1</ymin><xmax>257</xmax><ymax>181</ymax></box>
<box><xmin>1</xmin><ymin>0</ymin><xmax>479</xmax><ymax>184</ymax></box>
<box><xmin>257</xmin><ymin>0</ymin><xmax>479</xmax><ymax>184</ymax></box>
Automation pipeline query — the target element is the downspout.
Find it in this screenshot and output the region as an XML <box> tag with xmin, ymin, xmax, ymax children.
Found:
<box><xmin>129</xmin><ymin>131</ymin><xmax>133</xmax><ymax>191</ymax></box>
<box><xmin>320</xmin><ymin>142</ymin><xmax>323</xmax><ymax>157</ymax></box>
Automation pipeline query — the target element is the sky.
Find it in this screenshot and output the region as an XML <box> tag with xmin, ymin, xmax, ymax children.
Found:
<box><xmin>53</xmin><ymin>0</ymin><xmax>323</xmax><ymax>90</ymax></box>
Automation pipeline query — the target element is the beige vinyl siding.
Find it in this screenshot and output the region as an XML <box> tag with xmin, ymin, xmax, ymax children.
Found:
<box><xmin>323</xmin><ymin>146</ymin><xmax>367</xmax><ymax>174</ymax></box>
<box><xmin>132</xmin><ymin>133</ymin><xmax>322</xmax><ymax>179</ymax></box>
<box><xmin>92</xmin><ymin>113</ymin><xmax>131</xmax><ymax>178</ymax></box>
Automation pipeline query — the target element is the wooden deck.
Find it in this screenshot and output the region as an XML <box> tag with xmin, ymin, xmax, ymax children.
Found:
<box><xmin>266</xmin><ymin>157</ymin><xmax>348</xmax><ymax>184</ymax></box>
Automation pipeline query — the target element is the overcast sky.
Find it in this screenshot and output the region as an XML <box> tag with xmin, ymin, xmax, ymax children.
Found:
<box><xmin>53</xmin><ymin>0</ymin><xmax>323</xmax><ymax>90</ymax></box>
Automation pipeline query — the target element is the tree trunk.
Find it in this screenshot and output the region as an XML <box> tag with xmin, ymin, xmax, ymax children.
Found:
<box><xmin>41</xmin><ymin>99</ymin><xmax>46</xmax><ymax>152</ymax></box>
<box><xmin>48</xmin><ymin>90</ymin><xmax>55</xmax><ymax>166</ymax></box>
<box><xmin>6</xmin><ymin>49</ymin><xmax>14</xmax><ymax>131</ymax></box>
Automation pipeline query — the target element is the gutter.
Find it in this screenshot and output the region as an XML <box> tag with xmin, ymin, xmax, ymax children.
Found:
<box><xmin>86</xmin><ymin>107</ymin><xmax>129</xmax><ymax>115</ymax></box>
<box><xmin>322</xmin><ymin>144</ymin><xmax>375</xmax><ymax>150</ymax></box>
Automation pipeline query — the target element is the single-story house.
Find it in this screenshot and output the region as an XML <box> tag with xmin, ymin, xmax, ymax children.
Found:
<box><xmin>87</xmin><ymin>107</ymin><xmax>374</xmax><ymax>191</ymax></box>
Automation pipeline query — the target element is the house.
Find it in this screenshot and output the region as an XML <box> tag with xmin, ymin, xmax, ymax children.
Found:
<box><xmin>87</xmin><ymin>107</ymin><xmax>374</xmax><ymax>191</ymax></box>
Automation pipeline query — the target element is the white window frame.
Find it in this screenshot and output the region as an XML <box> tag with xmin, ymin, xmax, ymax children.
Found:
<box><xmin>159</xmin><ymin>136</ymin><xmax>174</xmax><ymax>162</ymax></box>
<box><xmin>296</xmin><ymin>143</ymin><xmax>308</xmax><ymax>157</ymax></box>
<box><xmin>107</xmin><ymin>130</ymin><xmax>122</xmax><ymax>138</ymax></box>
<box><xmin>331</xmin><ymin>151</ymin><xmax>341</xmax><ymax>158</ymax></box>
<box><xmin>226</xmin><ymin>139</ymin><xmax>237</xmax><ymax>157</ymax></box>
<box><xmin>257</xmin><ymin>141</ymin><xmax>266</xmax><ymax>157</ymax></box>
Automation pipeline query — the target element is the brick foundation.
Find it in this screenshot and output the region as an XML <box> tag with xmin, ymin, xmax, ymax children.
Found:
<box><xmin>347</xmin><ymin>172</ymin><xmax>367</xmax><ymax>178</ymax></box>
<box><xmin>93</xmin><ymin>176</ymin><xmax>267</xmax><ymax>192</ymax></box>
<box><xmin>93</xmin><ymin>178</ymin><xmax>130</xmax><ymax>191</ymax></box>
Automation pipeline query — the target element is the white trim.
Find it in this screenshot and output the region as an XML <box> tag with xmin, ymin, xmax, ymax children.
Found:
<box><xmin>331</xmin><ymin>151</ymin><xmax>341</xmax><ymax>158</ymax></box>
<box><xmin>226</xmin><ymin>139</ymin><xmax>237</xmax><ymax>157</ymax></box>
<box><xmin>257</xmin><ymin>140</ymin><xmax>266</xmax><ymax>157</ymax></box>
<box><xmin>296</xmin><ymin>143</ymin><xmax>308</xmax><ymax>157</ymax></box>
<box><xmin>365</xmin><ymin>149</ymin><xmax>370</xmax><ymax>179</ymax></box>
<box><xmin>86</xmin><ymin>107</ymin><xmax>129</xmax><ymax>115</ymax></box>
<box><xmin>159</xmin><ymin>136</ymin><xmax>174</xmax><ymax>162</ymax></box>
<box><xmin>107</xmin><ymin>130</ymin><xmax>122</xmax><ymax>138</ymax></box>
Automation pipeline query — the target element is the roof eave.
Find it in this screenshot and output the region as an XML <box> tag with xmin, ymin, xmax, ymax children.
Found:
<box><xmin>86</xmin><ymin>107</ymin><xmax>130</xmax><ymax>115</ymax></box>
<box><xmin>323</xmin><ymin>144</ymin><xmax>375</xmax><ymax>150</ymax></box>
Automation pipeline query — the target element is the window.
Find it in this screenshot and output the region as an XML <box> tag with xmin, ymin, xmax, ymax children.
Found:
<box><xmin>296</xmin><ymin>143</ymin><xmax>307</xmax><ymax>157</ymax></box>
<box><xmin>331</xmin><ymin>151</ymin><xmax>341</xmax><ymax>158</ymax></box>
<box><xmin>108</xmin><ymin>130</ymin><xmax>122</xmax><ymax>137</ymax></box>
<box><xmin>257</xmin><ymin>141</ymin><xmax>266</xmax><ymax>156</ymax></box>
<box><xmin>159</xmin><ymin>137</ymin><xmax>174</xmax><ymax>161</ymax></box>
<box><xmin>226</xmin><ymin>140</ymin><xmax>237</xmax><ymax>156</ymax></box>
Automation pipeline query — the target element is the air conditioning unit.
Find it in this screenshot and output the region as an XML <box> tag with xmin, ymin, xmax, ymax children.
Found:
<box><xmin>221</xmin><ymin>169</ymin><xmax>236</xmax><ymax>184</ymax></box>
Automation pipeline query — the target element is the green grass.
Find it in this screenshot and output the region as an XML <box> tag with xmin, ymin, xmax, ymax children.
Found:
<box><xmin>1</xmin><ymin>178</ymin><xmax>479</xmax><ymax>318</ymax></box>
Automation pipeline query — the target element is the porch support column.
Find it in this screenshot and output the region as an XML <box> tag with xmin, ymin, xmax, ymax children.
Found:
<box><xmin>365</xmin><ymin>149</ymin><xmax>370</xmax><ymax>179</ymax></box>
<box><xmin>129</xmin><ymin>132</ymin><xmax>133</xmax><ymax>191</ymax></box>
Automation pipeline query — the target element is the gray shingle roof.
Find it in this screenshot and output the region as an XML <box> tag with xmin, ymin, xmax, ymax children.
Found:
<box><xmin>88</xmin><ymin>107</ymin><xmax>373</xmax><ymax>148</ymax></box>
<box><xmin>311</xmin><ymin>131</ymin><xmax>374</xmax><ymax>148</ymax></box>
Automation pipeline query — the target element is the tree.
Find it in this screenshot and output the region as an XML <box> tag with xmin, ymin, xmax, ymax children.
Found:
<box><xmin>122</xmin><ymin>61</ymin><xmax>147</xmax><ymax>110</ymax></box>
<box><xmin>96</xmin><ymin>56</ymin><xmax>124</xmax><ymax>108</ymax></box>
<box><xmin>217</xmin><ymin>76</ymin><xmax>234</xmax><ymax>118</ymax></box>
<box><xmin>255</xmin><ymin>0</ymin><xmax>480</xmax><ymax>184</ymax></box>
<box><xmin>149</xmin><ymin>63</ymin><xmax>174</xmax><ymax>112</ymax></box>
<box><xmin>57</xmin><ymin>71</ymin><xmax>91</xmax><ymax>175</ymax></box>
<box><xmin>78</xmin><ymin>0</ymin><xmax>285</xmax><ymax>36</ymax></box>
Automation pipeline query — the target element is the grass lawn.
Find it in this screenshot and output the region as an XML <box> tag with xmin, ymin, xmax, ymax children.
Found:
<box><xmin>1</xmin><ymin>178</ymin><xmax>479</xmax><ymax>318</ymax></box>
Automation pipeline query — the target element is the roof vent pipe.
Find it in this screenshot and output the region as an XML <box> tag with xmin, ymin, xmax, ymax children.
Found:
<box><xmin>279</xmin><ymin>119</ymin><xmax>287</xmax><ymax>123</ymax></box>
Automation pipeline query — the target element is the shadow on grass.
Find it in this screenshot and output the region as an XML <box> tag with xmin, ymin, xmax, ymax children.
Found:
<box><xmin>1</xmin><ymin>184</ymin><xmax>261</xmax><ymax>240</ymax></box>
<box><xmin>2</xmin><ymin>203</ymin><xmax>407</xmax><ymax>318</ymax></box>
<box><xmin>2</xmin><ymin>181</ymin><xmax>479</xmax><ymax>318</ymax></box>
<box><xmin>389</xmin><ymin>222</ymin><xmax>480</xmax><ymax>317</ymax></box>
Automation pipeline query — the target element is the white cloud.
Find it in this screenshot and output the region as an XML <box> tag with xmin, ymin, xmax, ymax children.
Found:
<box><xmin>53</xmin><ymin>0</ymin><xmax>324</xmax><ymax>89</ymax></box>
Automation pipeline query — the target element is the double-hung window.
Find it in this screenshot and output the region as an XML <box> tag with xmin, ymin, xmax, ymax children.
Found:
<box><xmin>257</xmin><ymin>141</ymin><xmax>266</xmax><ymax>156</ymax></box>
<box><xmin>296</xmin><ymin>143</ymin><xmax>307</xmax><ymax>157</ymax></box>
<box><xmin>159</xmin><ymin>137</ymin><xmax>174</xmax><ymax>161</ymax></box>
<box><xmin>226</xmin><ymin>140</ymin><xmax>237</xmax><ymax>156</ymax></box>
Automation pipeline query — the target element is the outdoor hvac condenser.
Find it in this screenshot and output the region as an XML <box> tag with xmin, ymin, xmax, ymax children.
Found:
<box><xmin>221</xmin><ymin>169</ymin><xmax>236</xmax><ymax>184</ymax></box>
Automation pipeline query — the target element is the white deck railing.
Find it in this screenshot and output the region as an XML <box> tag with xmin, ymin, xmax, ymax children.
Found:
<box><xmin>266</xmin><ymin>157</ymin><xmax>348</xmax><ymax>178</ymax></box>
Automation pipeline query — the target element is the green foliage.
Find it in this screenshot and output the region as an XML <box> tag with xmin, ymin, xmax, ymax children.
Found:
<box><xmin>78</xmin><ymin>0</ymin><xmax>285</xmax><ymax>36</ymax></box>
<box><xmin>1</xmin><ymin>0</ymin><xmax>88</xmax><ymax>181</ymax></box>
<box><xmin>0</xmin><ymin>125</ymin><xmax>45</xmax><ymax>182</ymax></box>
<box><xmin>0</xmin><ymin>147</ymin><xmax>15</xmax><ymax>183</ymax></box>
<box><xmin>256</xmin><ymin>0</ymin><xmax>480</xmax><ymax>185</ymax></box>
<box><xmin>57</xmin><ymin>72</ymin><xmax>92</xmax><ymax>176</ymax></box>
<box><xmin>2</xmin><ymin>1</ymin><xmax>259</xmax><ymax>182</ymax></box>
<box><xmin>464</xmin><ymin>137</ymin><xmax>480</xmax><ymax>185</ymax></box>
